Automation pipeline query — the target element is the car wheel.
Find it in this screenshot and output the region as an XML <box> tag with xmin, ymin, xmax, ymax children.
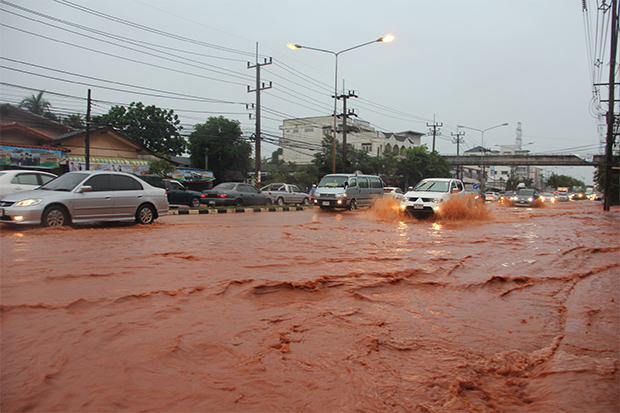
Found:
<box><xmin>235</xmin><ymin>199</ymin><xmax>243</xmax><ymax>207</ymax></box>
<box><xmin>277</xmin><ymin>197</ymin><xmax>285</xmax><ymax>206</ymax></box>
<box><xmin>190</xmin><ymin>197</ymin><xmax>200</xmax><ymax>208</ymax></box>
<box><xmin>349</xmin><ymin>199</ymin><xmax>357</xmax><ymax>211</ymax></box>
<box><xmin>136</xmin><ymin>204</ymin><xmax>155</xmax><ymax>225</ymax></box>
<box><xmin>42</xmin><ymin>206</ymin><xmax>68</xmax><ymax>227</ymax></box>
<box><xmin>265</xmin><ymin>198</ymin><xmax>273</xmax><ymax>206</ymax></box>
<box><xmin>302</xmin><ymin>197</ymin><xmax>309</xmax><ymax>205</ymax></box>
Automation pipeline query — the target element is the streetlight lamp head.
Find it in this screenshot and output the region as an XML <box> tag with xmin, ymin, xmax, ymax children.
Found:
<box><xmin>286</xmin><ymin>43</ymin><xmax>300</xmax><ymax>50</ymax></box>
<box><xmin>380</xmin><ymin>34</ymin><xmax>395</xmax><ymax>43</ymax></box>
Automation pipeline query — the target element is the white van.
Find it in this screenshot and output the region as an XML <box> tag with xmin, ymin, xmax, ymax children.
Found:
<box><xmin>312</xmin><ymin>173</ymin><xmax>385</xmax><ymax>211</ymax></box>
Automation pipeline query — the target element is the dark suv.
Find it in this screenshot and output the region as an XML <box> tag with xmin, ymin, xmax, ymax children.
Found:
<box><xmin>135</xmin><ymin>174</ymin><xmax>203</xmax><ymax>207</ymax></box>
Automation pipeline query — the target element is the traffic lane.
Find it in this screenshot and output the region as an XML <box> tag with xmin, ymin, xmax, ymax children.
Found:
<box><xmin>1</xmin><ymin>201</ymin><xmax>618</xmax><ymax>412</ymax></box>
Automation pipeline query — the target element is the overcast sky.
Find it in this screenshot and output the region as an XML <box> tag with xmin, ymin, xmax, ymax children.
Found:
<box><xmin>1</xmin><ymin>0</ymin><xmax>617</xmax><ymax>184</ymax></box>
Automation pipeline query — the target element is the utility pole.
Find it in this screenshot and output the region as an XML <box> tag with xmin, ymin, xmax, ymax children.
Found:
<box><xmin>427</xmin><ymin>115</ymin><xmax>442</xmax><ymax>153</ymax></box>
<box><xmin>336</xmin><ymin>90</ymin><xmax>357</xmax><ymax>172</ymax></box>
<box><xmin>85</xmin><ymin>89</ymin><xmax>91</xmax><ymax>171</ymax></box>
<box><xmin>603</xmin><ymin>0</ymin><xmax>618</xmax><ymax>211</ymax></box>
<box><xmin>451</xmin><ymin>128</ymin><xmax>464</xmax><ymax>180</ymax></box>
<box><xmin>247</xmin><ymin>43</ymin><xmax>272</xmax><ymax>188</ymax></box>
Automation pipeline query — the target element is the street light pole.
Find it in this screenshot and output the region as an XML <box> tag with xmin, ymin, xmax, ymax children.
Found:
<box><xmin>287</xmin><ymin>35</ymin><xmax>395</xmax><ymax>174</ymax></box>
<box><xmin>457</xmin><ymin>122</ymin><xmax>508</xmax><ymax>192</ymax></box>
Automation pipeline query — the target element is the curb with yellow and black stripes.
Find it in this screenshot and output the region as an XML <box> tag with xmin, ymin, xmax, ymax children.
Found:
<box><xmin>168</xmin><ymin>205</ymin><xmax>315</xmax><ymax>215</ymax></box>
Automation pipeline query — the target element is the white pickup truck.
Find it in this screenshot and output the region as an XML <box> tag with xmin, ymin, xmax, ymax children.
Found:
<box><xmin>260</xmin><ymin>183</ymin><xmax>310</xmax><ymax>205</ymax></box>
<box><xmin>399</xmin><ymin>178</ymin><xmax>465</xmax><ymax>214</ymax></box>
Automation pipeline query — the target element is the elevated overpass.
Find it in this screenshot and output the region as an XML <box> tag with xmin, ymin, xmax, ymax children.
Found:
<box><xmin>443</xmin><ymin>154</ymin><xmax>604</xmax><ymax>167</ymax></box>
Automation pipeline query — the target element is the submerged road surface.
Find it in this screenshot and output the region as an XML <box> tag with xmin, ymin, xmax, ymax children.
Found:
<box><xmin>1</xmin><ymin>199</ymin><xmax>618</xmax><ymax>412</ymax></box>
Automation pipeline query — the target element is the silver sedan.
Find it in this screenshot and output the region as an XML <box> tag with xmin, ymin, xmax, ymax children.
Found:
<box><xmin>0</xmin><ymin>171</ymin><xmax>169</xmax><ymax>227</ymax></box>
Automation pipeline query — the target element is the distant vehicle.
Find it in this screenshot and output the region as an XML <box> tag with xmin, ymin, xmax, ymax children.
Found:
<box><xmin>572</xmin><ymin>188</ymin><xmax>587</xmax><ymax>201</ymax></box>
<box><xmin>499</xmin><ymin>191</ymin><xmax>515</xmax><ymax>203</ymax></box>
<box><xmin>135</xmin><ymin>175</ymin><xmax>203</xmax><ymax>207</ymax></box>
<box><xmin>512</xmin><ymin>188</ymin><xmax>540</xmax><ymax>207</ymax></box>
<box><xmin>202</xmin><ymin>182</ymin><xmax>273</xmax><ymax>207</ymax></box>
<box><xmin>260</xmin><ymin>183</ymin><xmax>310</xmax><ymax>205</ymax></box>
<box><xmin>485</xmin><ymin>191</ymin><xmax>500</xmax><ymax>202</ymax></box>
<box><xmin>383</xmin><ymin>186</ymin><xmax>404</xmax><ymax>200</ymax></box>
<box><xmin>0</xmin><ymin>171</ymin><xmax>168</xmax><ymax>227</ymax></box>
<box><xmin>557</xmin><ymin>190</ymin><xmax>570</xmax><ymax>202</ymax></box>
<box><xmin>0</xmin><ymin>169</ymin><xmax>57</xmax><ymax>197</ymax></box>
<box><xmin>540</xmin><ymin>193</ymin><xmax>557</xmax><ymax>203</ymax></box>
<box><xmin>400</xmin><ymin>178</ymin><xmax>465</xmax><ymax>214</ymax></box>
<box><xmin>312</xmin><ymin>173</ymin><xmax>385</xmax><ymax>211</ymax></box>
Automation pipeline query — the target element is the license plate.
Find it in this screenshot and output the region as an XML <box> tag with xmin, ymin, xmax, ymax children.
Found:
<box><xmin>322</xmin><ymin>201</ymin><xmax>330</xmax><ymax>206</ymax></box>
<box><xmin>413</xmin><ymin>204</ymin><xmax>423</xmax><ymax>209</ymax></box>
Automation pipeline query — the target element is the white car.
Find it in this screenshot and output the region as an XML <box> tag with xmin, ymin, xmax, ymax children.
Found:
<box><xmin>0</xmin><ymin>170</ymin><xmax>57</xmax><ymax>197</ymax></box>
<box><xmin>400</xmin><ymin>178</ymin><xmax>465</xmax><ymax>214</ymax></box>
<box><xmin>384</xmin><ymin>186</ymin><xmax>404</xmax><ymax>200</ymax></box>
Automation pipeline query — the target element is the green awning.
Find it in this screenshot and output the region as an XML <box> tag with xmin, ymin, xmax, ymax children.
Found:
<box><xmin>67</xmin><ymin>155</ymin><xmax>151</xmax><ymax>166</ymax></box>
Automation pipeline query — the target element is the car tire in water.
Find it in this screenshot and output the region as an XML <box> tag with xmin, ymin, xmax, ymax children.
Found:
<box><xmin>349</xmin><ymin>199</ymin><xmax>357</xmax><ymax>211</ymax></box>
<box><xmin>136</xmin><ymin>204</ymin><xmax>155</xmax><ymax>225</ymax></box>
<box><xmin>42</xmin><ymin>205</ymin><xmax>69</xmax><ymax>227</ymax></box>
<box><xmin>277</xmin><ymin>197</ymin><xmax>285</xmax><ymax>206</ymax></box>
<box><xmin>190</xmin><ymin>197</ymin><xmax>200</xmax><ymax>208</ymax></box>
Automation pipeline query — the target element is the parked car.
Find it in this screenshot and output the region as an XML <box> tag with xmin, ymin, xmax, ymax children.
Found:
<box><xmin>0</xmin><ymin>169</ymin><xmax>57</xmax><ymax>197</ymax></box>
<box><xmin>260</xmin><ymin>183</ymin><xmax>310</xmax><ymax>205</ymax></box>
<box><xmin>400</xmin><ymin>178</ymin><xmax>465</xmax><ymax>214</ymax></box>
<box><xmin>384</xmin><ymin>186</ymin><xmax>404</xmax><ymax>200</ymax></box>
<box><xmin>485</xmin><ymin>191</ymin><xmax>500</xmax><ymax>202</ymax></box>
<box><xmin>0</xmin><ymin>171</ymin><xmax>168</xmax><ymax>227</ymax></box>
<box><xmin>202</xmin><ymin>182</ymin><xmax>273</xmax><ymax>207</ymax></box>
<box><xmin>512</xmin><ymin>188</ymin><xmax>540</xmax><ymax>207</ymax></box>
<box><xmin>134</xmin><ymin>174</ymin><xmax>203</xmax><ymax>207</ymax></box>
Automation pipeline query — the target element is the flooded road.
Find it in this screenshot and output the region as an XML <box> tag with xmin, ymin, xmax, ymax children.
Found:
<box><xmin>1</xmin><ymin>200</ymin><xmax>619</xmax><ymax>412</ymax></box>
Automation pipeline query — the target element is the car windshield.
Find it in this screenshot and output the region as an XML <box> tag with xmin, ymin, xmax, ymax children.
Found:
<box><xmin>318</xmin><ymin>175</ymin><xmax>349</xmax><ymax>188</ymax></box>
<box><xmin>517</xmin><ymin>189</ymin><xmax>535</xmax><ymax>196</ymax></box>
<box><xmin>39</xmin><ymin>173</ymin><xmax>87</xmax><ymax>192</ymax></box>
<box><xmin>413</xmin><ymin>180</ymin><xmax>449</xmax><ymax>192</ymax></box>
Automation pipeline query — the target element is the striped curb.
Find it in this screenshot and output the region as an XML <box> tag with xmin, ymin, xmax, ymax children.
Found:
<box><xmin>168</xmin><ymin>206</ymin><xmax>314</xmax><ymax>215</ymax></box>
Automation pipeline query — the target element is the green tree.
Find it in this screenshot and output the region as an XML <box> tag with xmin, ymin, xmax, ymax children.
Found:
<box><xmin>312</xmin><ymin>135</ymin><xmax>342</xmax><ymax>176</ymax></box>
<box><xmin>396</xmin><ymin>146</ymin><xmax>451</xmax><ymax>189</ymax></box>
<box><xmin>546</xmin><ymin>173</ymin><xmax>584</xmax><ymax>189</ymax></box>
<box><xmin>93</xmin><ymin>102</ymin><xmax>185</xmax><ymax>156</ymax></box>
<box><xmin>148</xmin><ymin>158</ymin><xmax>176</xmax><ymax>177</ymax></box>
<box><xmin>264</xmin><ymin>148</ymin><xmax>292</xmax><ymax>183</ymax></box>
<box><xmin>62</xmin><ymin>113</ymin><xmax>86</xmax><ymax>129</ymax></box>
<box><xmin>19</xmin><ymin>91</ymin><xmax>52</xmax><ymax>116</ymax></box>
<box><xmin>187</xmin><ymin>116</ymin><xmax>251</xmax><ymax>183</ymax></box>
<box><xmin>293</xmin><ymin>164</ymin><xmax>320</xmax><ymax>190</ymax></box>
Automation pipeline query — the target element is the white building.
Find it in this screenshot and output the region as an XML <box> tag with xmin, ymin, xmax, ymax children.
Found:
<box><xmin>278</xmin><ymin>116</ymin><xmax>423</xmax><ymax>165</ymax></box>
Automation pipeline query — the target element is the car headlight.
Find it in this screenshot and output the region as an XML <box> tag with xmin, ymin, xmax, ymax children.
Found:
<box><xmin>528</xmin><ymin>197</ymin><xmax>533</xmax><ymax>202</ymax></box>
<box><xmin>14</xmin><ymin>198</ymin><xmax>43</xmax><ymax>207</ymax></box>
<box><xmin>433</xmin><ymin>198</ymin><xmax>442</xmax><ymax>204</ymax></box>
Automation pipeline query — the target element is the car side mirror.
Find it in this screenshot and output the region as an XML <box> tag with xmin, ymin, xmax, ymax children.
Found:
<box><xmin>79</xmin><ymin>185</ymin><xmax>92</xmax><ymax>193</ymax></box>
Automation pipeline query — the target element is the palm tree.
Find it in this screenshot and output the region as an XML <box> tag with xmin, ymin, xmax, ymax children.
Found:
<box><xmin>19</xmin><ymin>91</ymin><xmax>52</xmax><ymax>116</ymax></box>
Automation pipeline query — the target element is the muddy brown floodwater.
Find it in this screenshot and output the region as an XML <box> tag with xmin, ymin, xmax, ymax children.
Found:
<box><xmin>1</xmin><ymin>199</ymin><xmax>619</xmax><ymax>412</ymax></box>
